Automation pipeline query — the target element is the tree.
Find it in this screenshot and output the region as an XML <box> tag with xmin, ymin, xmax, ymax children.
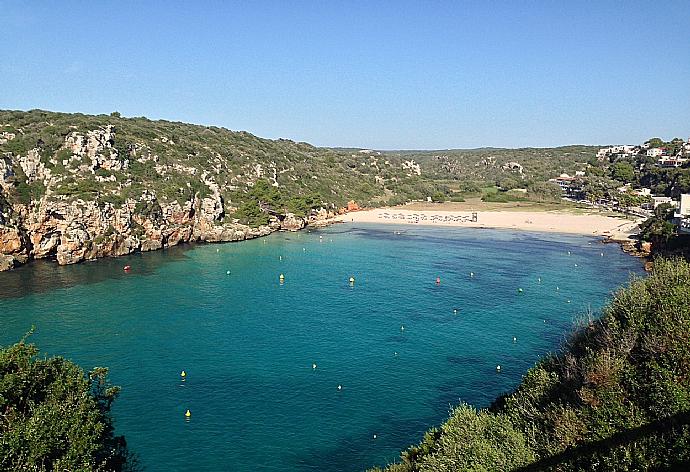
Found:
<box><xmin>611</xmin><ymin>162</ymin><xmax>635</xmax><ymax>183</ymax></box>
<box><xmin>0</xmin><ymin>336</ymin><xmax>136</xmax><ymax>471</ymax></box>
<box><xmin>646</xmin><ymin>137</ymin><xmax>664</xmax><ymax>148</ymax></box>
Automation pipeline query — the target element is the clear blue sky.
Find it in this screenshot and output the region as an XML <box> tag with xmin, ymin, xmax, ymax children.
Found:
<box><xmin>2</xmin><ymin>1</ymin><xmax>689</xmax><ymax>149</ymax></box>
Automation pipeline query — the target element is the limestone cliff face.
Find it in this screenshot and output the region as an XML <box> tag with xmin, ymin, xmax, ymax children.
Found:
<box><xmin>0</xmin><ymin>193</ymin><xmax>274</xmax><ymax>270</ymax></box>
<box><xmin>0</xmin><ymin>126</ymin><xmax>336</xmax><ymax>271</ymax></box>
<box><xmin>0</xmin><ymin>190</ymin><xmax>335</xmax><ymax>270</ymax></box>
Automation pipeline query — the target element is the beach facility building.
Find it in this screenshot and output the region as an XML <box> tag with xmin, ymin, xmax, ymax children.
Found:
<box><xmin>549</xmin><ymin>173</ymin><xmax>576</xmax><ymax>191</ymax></box>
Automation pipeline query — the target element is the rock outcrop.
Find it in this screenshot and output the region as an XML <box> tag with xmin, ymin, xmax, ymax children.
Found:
<box><xmin>0</xmin><ymin>193</ymin><xmax>295</xmax><ymax>270</ymax></box>
<box><xmin>0</xmin><ymin>113</ymin><xmax>364</xmax><ymax>271</ymax></box>
<box><xmin>0</xmin><ymin>187</ymin><xmax>338</xmax><ymax>270</ymax></box>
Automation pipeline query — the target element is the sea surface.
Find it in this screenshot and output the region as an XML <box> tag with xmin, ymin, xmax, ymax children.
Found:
<box><xmin>0</xmin><ymin>224</ymin><xmax>644</xmax><ymax>471</ymax></box>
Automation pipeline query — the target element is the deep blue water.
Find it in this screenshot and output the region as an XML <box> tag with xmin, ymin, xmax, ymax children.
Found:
<box><xmin>0</xmin><ymin>224</ymin><xmax>644</xmax><ymax>471</ymax></box>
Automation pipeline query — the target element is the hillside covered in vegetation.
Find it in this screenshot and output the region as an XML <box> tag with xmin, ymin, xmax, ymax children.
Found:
<box><xmin>374</xmin><ymin>258</ymin><xmax>690</xmax><ymax>471</ymax></box>
<box><xmin>0</xmin><ymin>109</ymin><xmax>441</xmax><ymax>270</ymax></box>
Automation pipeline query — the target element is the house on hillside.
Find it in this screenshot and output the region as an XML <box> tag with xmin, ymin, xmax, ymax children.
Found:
<box><xmin>658</xmin><ymin>156</ymin><xmax>688</xmax><ymax>168</ymax></box>
<box><xmin>647</xmin><ymin>148</ymin><xmax>663</xmax><ymax>158</ymax></box>
<box><xmin>651</xmin><ymin>196</ymin><xmax>675</xmax><ymax>209</ymax></box>
<box><xmin>675</xmin><ymin>194</ymin><xmax>690</xmax><ymax>233</ymax></box>
<box><xmin>548</xmin><ymin>173</ymin><xmax>579</xmax><ymax>196</ymax></box>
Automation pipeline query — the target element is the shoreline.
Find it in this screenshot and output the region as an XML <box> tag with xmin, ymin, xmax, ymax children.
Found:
<box><xmin>333</xmin><ymin>208</ymin><xmax>649</xmax><ymax>264</ymax></box>
<box><xmin>336</xmin><ymin>208</ymin><xmax>642</xmax><ymax>239</ymax></box>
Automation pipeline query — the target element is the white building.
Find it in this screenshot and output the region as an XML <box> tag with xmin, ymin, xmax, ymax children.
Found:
<box><xmin>679</xmin><ymin>194</ymin><xmax>690</xmax><ymax>216</ymax></box>
<box><xmin>647</xmin><ymin>148</ymin><xmax>663</xmax><ymax>157</ymax></box>
<box><xmin>658</xmin><ymin>156</ymin><xmax>688</xmax><ymax>168</ymax></box>
<box><xmin>676</xmin><ymin>194</ymin><xmax>690</xmax><ymax>233</ymax></box>
<box><xmin>652</xmin><ymin>196</ymin><xmax>675</xmax><ymax>209</ymax></box>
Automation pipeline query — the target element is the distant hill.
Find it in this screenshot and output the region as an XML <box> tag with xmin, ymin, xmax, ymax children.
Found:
<box><xmin>384</xmin><ymin>145</ymin><xmax>599</xmax><ymax>183</ymax></box>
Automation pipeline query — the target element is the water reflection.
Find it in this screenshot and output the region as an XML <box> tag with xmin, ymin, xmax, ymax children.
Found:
<box><xmin>0</xmin><ymin>245</ymin><xmax>192</xmax><ymax>300</ymax></box>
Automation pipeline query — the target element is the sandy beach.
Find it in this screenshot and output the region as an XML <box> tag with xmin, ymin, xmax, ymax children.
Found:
<box><xmin>340</xmin><ymin>207</ymin><xmax>642</xmax><ymax>240</ymax></box>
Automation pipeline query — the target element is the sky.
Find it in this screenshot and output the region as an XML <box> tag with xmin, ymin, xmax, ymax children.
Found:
<box><xmin>1</xmin><ymin>1</ymin><xmax>689</xmax><ymax>149</ymax></box>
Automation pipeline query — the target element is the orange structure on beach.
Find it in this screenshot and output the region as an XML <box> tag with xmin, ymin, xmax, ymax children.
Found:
<box><xmin>346</xmin><ymin>200</ymin><xmax>360</xmax><ymax>211</ymax></box>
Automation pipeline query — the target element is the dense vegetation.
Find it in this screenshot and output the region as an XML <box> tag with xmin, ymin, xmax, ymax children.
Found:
<box><xmin>374</xmin><ymin>258</ymin><xmax>690</xmax><ymax>471</ymax></box>
<box><xmin>0</xmin><ymin>109</ymin><xmax>441</xmax><ymax>218</ymax></box>
<box><xmin>0</xmin><ymin>335</ymin><xmax>134</xmax><ymax>471</ymax></box>
<box><xmin>385</xmin><ymin>146</ymin><xmax>597</xmax><ymax>184</ymax></box>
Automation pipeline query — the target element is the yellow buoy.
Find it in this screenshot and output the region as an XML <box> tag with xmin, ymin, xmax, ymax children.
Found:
<box><xmin>180</xmin><ymin>370</ymin><xmax>186</xmax><ymax>378</ymax></box>
<box><xmin>349</xmin><ymin>276</ymin><xmax>355</xmax><ymax>284</ymax></box>
<box><xmin>185</xmin><ymin>409</ymin><xmax>191</xmax><ymax>418</ymax></box>
<box><xmin>279</xmin><ymin>273</ymin><xmax>285</xmax><ymax>282</ymax></box>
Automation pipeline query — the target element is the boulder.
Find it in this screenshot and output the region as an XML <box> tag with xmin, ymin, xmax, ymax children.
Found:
<box><xmin>280</xmin><ymin>213</ymin><xmax>305</xmax><ymax>231</ymax></box>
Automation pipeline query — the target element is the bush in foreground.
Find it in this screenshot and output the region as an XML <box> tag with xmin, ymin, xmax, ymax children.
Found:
<box><xmin>375</xmin><ymin>258</ymin><xmax>690</xmax><ymax>471</ymax></box>
<box><xmin>0</xmin><ymin>336</ymin><xmax>135</xmax><ymax>471</ymax></box>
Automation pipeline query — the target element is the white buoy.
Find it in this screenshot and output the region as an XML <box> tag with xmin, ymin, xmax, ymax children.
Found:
<box><xmin>400</xmin><ymin>325</ymin><xmax>405</xmax><ymax>331</ymax></box>
<box><xmin>453</xmin><ymin>309</ymin><xmax>458</xmax><ymax>314</ymax></box>
<box><xmin>574</xmin><ymin>264</ymin><xmax>578</xmax><ymax>267</ymax></box>
<box><xmin>373</xmin><ymin>434</ymin><xmax>377</xmax><ymax>439</ymax></box>
<box><xmin>303</xmin><ymin>247</ymin><xmax>306</xmax><ymax>252</ymax></box>
<box><xmin>496</xmin><ymin>365</ymin><xmax>501</xmax><ymax>372</ymax></box>
<box><xmin>567</xmin><ymin>300</ymin><xmax>571</xmax><ymax>303</ymax></box>
<box><xmin>312</xmin><ymin>363</ymin><xmax>317</xmax><ymax>369</ymax></box>
<box><xmin>337</xmin><ymin>384</ymin><xmax>342</xmax><ymax>390</ymax></box>
<box><xmin>556</xmin><ymin>286</ymin><xmax>559</xmax><ymax>291</ymax></box>
<box><xmin>601</xmin><ymin>253</ymin><xmax>604</xmax><ymax>257</ymax></box>
<box><xmin>216</xmin><ymin>248</ymin><xmax>219</xmax><ymax>253</ymax></box>
<box><xmin>470</xmin><ymin>272</ymin><xmax>474</xmax><ymax>277</ymax></box>
<box><xmin>513</xmin><ymin>336</ymin><xmax>517</xmax><ymax>343</ymax></box>
<box><xmin>226</xmin><ymin>270</ymin><xmax>230</xmax><ymax>275</ymax></box>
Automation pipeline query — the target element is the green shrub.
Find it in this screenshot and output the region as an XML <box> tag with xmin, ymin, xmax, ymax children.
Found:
<box><xmin>0</xmin><ymin>336</ymin><xmax>134</xmax><ymax>471</ymax></box>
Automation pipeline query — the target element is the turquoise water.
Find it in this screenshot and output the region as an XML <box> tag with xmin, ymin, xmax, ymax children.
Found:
<box><xmin>0</xmin><ymin>224</ymin><xmax>643</xmax><ymax>471</ymax></box>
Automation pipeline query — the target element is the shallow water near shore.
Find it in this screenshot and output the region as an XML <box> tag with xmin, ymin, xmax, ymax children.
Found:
<box><xmin>0</xmin><ymin>224</ymin><xmax>644</xmax><ymax>471</ymax></box>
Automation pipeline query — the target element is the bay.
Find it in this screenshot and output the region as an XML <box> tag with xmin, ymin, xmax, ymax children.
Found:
<box><xmin>0</xmin><ymin>224</ymin><xmax>644</xmax><ymax>471</ymax></box>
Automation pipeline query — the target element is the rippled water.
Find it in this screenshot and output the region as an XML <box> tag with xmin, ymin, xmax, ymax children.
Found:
<box><xmin>0</xmin><ymin>224</ymin><xmax>643</xmax><ymax>471</ymax></box>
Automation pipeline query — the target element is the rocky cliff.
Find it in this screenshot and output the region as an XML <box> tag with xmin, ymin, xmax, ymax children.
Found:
<box><xmin>0</xmin><ymin>110</ymin><xmax>386</xmax><ymax>271</ymax></box>
<box><xmin>0</xmin><ymin>185</ymin><xmax>330</xmax><ymax>271</ymax></box>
